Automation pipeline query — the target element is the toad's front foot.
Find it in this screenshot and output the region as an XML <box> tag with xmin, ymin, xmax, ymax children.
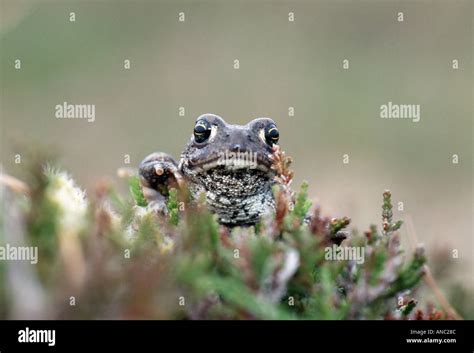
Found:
<box><xmin>138</xmin><ymin>152</ymin><xmax>184</xmax><ymax>214</ymax></box>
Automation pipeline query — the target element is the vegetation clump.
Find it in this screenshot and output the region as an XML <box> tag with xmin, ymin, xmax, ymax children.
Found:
<box><xmin>0</xmin><ymin>150</ymin><xmax>463</xmax><ymax>320</ymax></box>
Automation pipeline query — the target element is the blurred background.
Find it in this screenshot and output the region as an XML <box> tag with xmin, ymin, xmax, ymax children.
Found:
<box><xmin>1</xmin><ymin>0</ymin><xmax>472</xmax><ymax>303</ymax></box>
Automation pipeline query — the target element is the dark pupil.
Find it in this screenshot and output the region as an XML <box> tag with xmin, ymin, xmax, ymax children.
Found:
<box><xmin>194</xmin><ymin>121</ymin><xmax>211</xmax><ymax>143</ymax></box>
<box><xmin>265</xmin><ymin>125</ymin><xmax>279</xmax><ymax>145</ymax></box>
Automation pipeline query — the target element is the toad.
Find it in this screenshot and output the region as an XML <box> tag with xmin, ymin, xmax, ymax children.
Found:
<box><xmin>139</xmin><ymin>114</ymin><xmax>280</xmax><ymax>226</ymax></box>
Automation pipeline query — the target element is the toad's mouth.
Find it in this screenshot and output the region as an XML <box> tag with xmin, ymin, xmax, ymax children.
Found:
<box><xmin>185</xmin><ymin>150</ymin><xmax>274</xmax><ymax>174</ymax></box>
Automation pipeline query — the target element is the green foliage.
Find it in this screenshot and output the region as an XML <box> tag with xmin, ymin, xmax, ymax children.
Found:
<box><xmin>382</xmin><ymin>190</ymin><xmax>403</xmax><ymax>236</ymax></box>
<box><xmin>400</xmin><ymin>299</ymin><xmax>417</xmax><ymax>316</ymax></box>
<box><xmin>128</xmin><ymin>176</ymin><xmax>147</xmax><ymax>207</ymax></box>
<box><xmin>292</xmin><ymin>181</ymin><xmax>311</xmax><ymax>222</ymax></box>
<box><xmin>167</xmin><ymin>188</ymin><xmax>180</xmax><ymax>226</ymax></box>
<box><xmin>2</xmin><ymin>164</ymin><xmax>462</xmax><ymax>320</ymax></box>
<box><xmin>25</xmin><ymin>167</ymin><xmax>61</xmax><ymax>282</ymax></box>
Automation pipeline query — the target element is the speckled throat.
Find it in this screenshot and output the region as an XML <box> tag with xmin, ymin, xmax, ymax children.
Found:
<box><xmin>186</xmin><ymin>166</ymin><xmax>276</xmax><ymax>226</ymax></box>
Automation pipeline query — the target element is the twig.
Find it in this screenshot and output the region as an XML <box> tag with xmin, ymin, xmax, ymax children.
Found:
<box><xmin>0</xmin><ymin>173</ymin><xmax>30</xmax><ymax>194</ymax></box>
<box><xmin>405</xmin><ymin>215</ymin><xmax>462</xmax><ymax>320</ymax></box>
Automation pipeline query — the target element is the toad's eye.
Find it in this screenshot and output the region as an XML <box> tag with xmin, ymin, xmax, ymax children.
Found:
<box><xmin>194</xmin><ymin>119</ymin><xmax>211</xmax><ymax>143</ymax></box>
<box><xmin>264</xmin><ymin>123</ymin><xmax>279</xmax><ymax>145</ymax></box>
